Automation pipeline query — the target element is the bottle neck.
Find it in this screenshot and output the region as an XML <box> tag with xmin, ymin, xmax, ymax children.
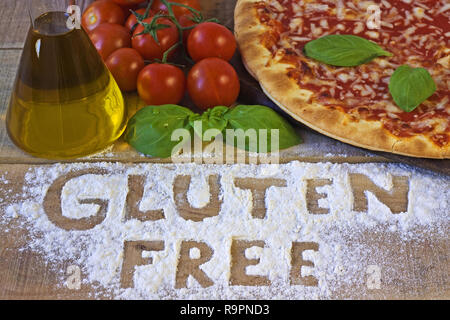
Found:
<box><xmin>28</xmin><ymin>0</ymin><xmax>86</xmax><ymax>32</ymax></box>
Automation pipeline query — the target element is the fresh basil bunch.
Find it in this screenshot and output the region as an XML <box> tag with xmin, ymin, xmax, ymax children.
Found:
<box><xmin>124</xmin><ymin>105</ymin><xmax>302</xmax><ymax>158</ymax></box>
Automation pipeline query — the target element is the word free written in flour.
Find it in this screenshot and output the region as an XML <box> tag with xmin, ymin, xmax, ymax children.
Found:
<box><xmin>34</xmin><ymin>162</ymin><xmax>414</xmax><ymax>291</ymax></box>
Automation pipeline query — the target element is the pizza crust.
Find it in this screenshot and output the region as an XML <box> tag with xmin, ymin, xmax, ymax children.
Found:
<box><xmin>234</xmin><ymin>0</ymin><xmax>449</xmax><ymax>159</ymax></box>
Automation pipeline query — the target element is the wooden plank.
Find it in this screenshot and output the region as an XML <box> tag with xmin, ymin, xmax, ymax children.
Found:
<box><xmin>0</xmin><ymin>48</ymin><xmax>383</xmax><ymax>164</ymax></box>
<box><xmin>1</xmin><ymin>0</ymin><xmax>447</xmax><ymax>174</ymax></box>
<box><xmin>0</xmin><ymin>49</ymin><xmax>444</xmax><ymax>169</ymax></box>
<box><xmin>2</xmin><ymin>230</ymin><xmax>446</xmax><ymax>299</ymax></box>
<box><xmin>0</xmin><ymin>0</ymin><xmax>447</xmax><ymax>301</ymax></box>
<box><xmin>0</xmin><ymin>0</ymin><xmax>232</xmax><ymax>49</ymax></box>
<box><xmin>0</xmin><ymin>163</ymin><xmax>448</xmax><ymax>299</ymax></box>
<box><xmin>0</xmin><ymin>0</ymin><xmax>30</xmax><ymax>49</ymax></box>
<box><xmin>0</xmin><ymin>0</ymin><xmax>386</xmax><ymax>164</ymax></box>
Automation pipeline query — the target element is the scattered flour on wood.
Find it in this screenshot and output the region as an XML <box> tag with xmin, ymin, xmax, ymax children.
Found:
<box><xmin>0</xmin><ymin>161</ymin><xmax>448</xmax><ymax>299</ymax></box>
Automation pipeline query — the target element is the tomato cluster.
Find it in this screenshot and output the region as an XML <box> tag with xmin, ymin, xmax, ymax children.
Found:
<box><xmin>82</xmin><ymin>0</ymin><xmax>240</xmax><ymax>110</ymax></box>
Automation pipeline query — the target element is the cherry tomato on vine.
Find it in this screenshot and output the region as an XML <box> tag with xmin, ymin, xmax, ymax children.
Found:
<box><xmin>106</xmin><ymin>48</ymin><xmax>145</xmax><ymax>92</ymax></box>
<box><xmin>152</xmin><ymin>0</ymin><xmax>202</xmax><ymax>19</ymax></box>
<box><xmin>177</xmin><ymin>14</ymin><xmax>197</xmax><ymax>44</ymax></box>
<box><xmin>89</xmin><ymin>23</ymin><xmax>131</xmax><ymax>60</ymax></box>
<box><xmin>125</xmin><ymin>8</ymin><xmax>153</xmax><ymax>31</ymax></box>
<box><xmin>187</xmin><ymin>58</ymin><xmax>240</xmax><ymax>110</ymax></box>
<box><xmin>132</xmin><ymin>17</ymin><xmax>179</xmax><ymax>61</ymax></box>
<box><xmin>82</xmin><ymin>0</ymin><xmax>125</xmax><ymax>32</ymax></box>
<box><xmin>137</xmin><ymin>64</ymin><xmax>186</xmax><ymax>106</ymax></box>
<box><xmin>187</xmin><ymin>22</ymin><xmax>237</xmax><ymax>62</ymax></box>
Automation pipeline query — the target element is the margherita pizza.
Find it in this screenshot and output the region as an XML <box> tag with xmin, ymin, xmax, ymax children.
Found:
<box><xmin>234</xmin><ymin>0</ymin><xmax>449</xmax><ymax>158</ymax></box>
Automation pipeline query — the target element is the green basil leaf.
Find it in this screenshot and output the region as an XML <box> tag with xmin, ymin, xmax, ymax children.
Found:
<box><xmin>189</xmin><ymin>106</ymin><xmax>229</xmax><ymax>141</ymax></box>
<box><xmin>224</xmin><ymin>105</ymin><xmax>302</xmax><ymax>152</ymax></box>
<box><xmin>388</xmin><ymin>65</ymin><xmax>437</xmax><ymax>112</ymax></box>
<box><xmin>124</xmin><ymin>105</ymin><xmax>194</xmax><ymax>158</ymax></box>
<box><xmin>304</xmin><ymin>34</ymin><xmax>392</xmax><ymax>67</ymax></box>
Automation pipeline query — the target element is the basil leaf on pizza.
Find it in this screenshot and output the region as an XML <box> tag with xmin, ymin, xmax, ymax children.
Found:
<box><xmin>389</xmin><ymin>65</ymin><xmax>437</xmax><ymax>112</ymax></box>
<box><xmin>304</xmin><ymin>34</ymin><xmax>392</xmax><ymax>67</ymax></box>
<box><xmin>235</xmin><ymin>0</ymin><xmax>449</xmax><ymax>159</ymax></box>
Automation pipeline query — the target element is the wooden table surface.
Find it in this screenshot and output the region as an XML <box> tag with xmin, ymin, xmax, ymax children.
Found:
<box><xmin>0</xmin><ymin>0</ymin><xmax>448</xmax><ymax>300</ymax></box>
<box><xmin>0</xmin><ymin>0</ymin><xmax>390</xmax><ymax>165</ymax></box>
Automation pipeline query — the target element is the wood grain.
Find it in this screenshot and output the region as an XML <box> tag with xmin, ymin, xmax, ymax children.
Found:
<box><xmin>0</xmin><ymin>0</ymin><xmax>448</xmax><ymax>300</ymax></box>
<box><xmin>0</xmin><ymin>0</ymin><xmax>31</xmax><ymax>49</ymax></box>
<box><xmin>0</xmin><ymin>0</ymin><xmax>447</xmax><ymax>175</ymax></box>
<box><xmin>0</xmin><ymin>0</ymin><xmax>389</xmax><ymax>165</ymax></box>
<box><xmin>0</xmin><ymin>163</ymin><xmax>448</xmax><ymax>299</ymax></box>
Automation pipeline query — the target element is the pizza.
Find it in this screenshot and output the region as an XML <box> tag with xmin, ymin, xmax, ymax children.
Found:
<box><xmin>234</xmin><ymin>0</ymin><xmax>450</xmax><ymax>159</ymax></box>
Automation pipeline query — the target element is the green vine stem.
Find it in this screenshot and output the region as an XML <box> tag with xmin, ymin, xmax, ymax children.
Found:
<box><xmin>132</xmin><ymin>0</ymin><xmax>221</xmax><ymax>66</ymax></box>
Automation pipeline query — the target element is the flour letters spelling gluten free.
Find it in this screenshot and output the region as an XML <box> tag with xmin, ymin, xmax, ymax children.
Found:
<box><xmin>42</xmin><ymin>169</ymin><xmax>409</xmax><ymax>288</ymax></box>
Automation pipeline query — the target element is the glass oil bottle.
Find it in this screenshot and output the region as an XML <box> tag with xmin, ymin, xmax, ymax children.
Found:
<box><xmin>6</xmin><ymin>1</ymin><xmax>127</xmax><ymax>159</ymax></box>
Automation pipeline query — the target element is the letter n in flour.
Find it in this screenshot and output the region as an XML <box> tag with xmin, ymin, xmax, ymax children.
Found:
<box><xmin>349</xmin><ymin>174</ymin><xmax>409</xmax><ymax>214</ymax></box>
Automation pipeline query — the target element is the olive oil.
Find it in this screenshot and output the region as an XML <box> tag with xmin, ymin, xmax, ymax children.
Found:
<box><xmin>7</xmin><ymin>12</ymin><xmax>126</xmax><ymax>159</ymax></box>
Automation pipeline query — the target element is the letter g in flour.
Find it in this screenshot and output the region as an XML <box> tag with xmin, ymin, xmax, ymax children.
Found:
<box><xmin>43</xmin><ymin>169</ymin><xmax>110</xmax><ymax>231</ymax></box>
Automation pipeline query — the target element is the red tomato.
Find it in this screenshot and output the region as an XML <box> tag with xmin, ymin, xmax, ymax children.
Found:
<box><xmin>178</xmin><ymin>14</ymin><xmax>197</xmax><ymax>44</ymax></box>
<box><xmin>98</xmin><ymin>0</ymin><xmax>135</xmax><ymax>15</ymax></box>
<box><xmin>132</xmin><ymin>18</ymin><xmax>179</xmax><ymax>61</ymax></box>
<box><xmin>152</xmin><ymin>0</ymin><xmax>202</xmax><ymax>19</ymax></box>
<box><xmin>106</xmin><ymin>48</ymin><xmax>145</xmax><ymax>92</ymax></box>
<box><xmin>108</xmin><ymin>0</ymin><xmax>143</xmax><ymax>17</ymax></box>
<box><xmin>187</xmin><ymin>58</ymin><xmax>240</xmax><ymax>110</ymax></box>
<box><xmin>187</xmin><ymin>22</ymin><xmax>236</xmax><ymax>62</ymax></box>
<box><xmin>89</xmin><ymin>23</ymin><xmax>131</xmax><ymax>61</ymax></box>
<box><xmin>81</xmin><ymin>0</ymin><xmax>125</xmax><ymax>32</ymax></box>
<box><xmin>125</xmin><ymin>8</ymin><xmax>154</xmax><ymax>31</ymax></box>
<box><xmin>137</xmin><ymin>64</ymin><xmax>186</xmax><ymax>105</ymax></box>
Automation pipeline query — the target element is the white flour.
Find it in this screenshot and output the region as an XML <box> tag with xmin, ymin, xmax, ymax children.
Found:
<box><xmin>0</xmin><ymin>161</ymin><xmax>448</xmax><ymax>299</ymax></box>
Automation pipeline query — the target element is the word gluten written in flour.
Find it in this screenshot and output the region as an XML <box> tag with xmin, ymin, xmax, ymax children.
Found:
<box><xmin>41</xmin><ymin>168</ymin><xmax>409</xmax><ymax>289</ymax></box>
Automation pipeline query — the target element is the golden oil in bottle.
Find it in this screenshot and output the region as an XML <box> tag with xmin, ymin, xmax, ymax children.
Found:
<box><xmin>6</xmin><ymin>11</ymin><xmax>127</xmax><ymax>159</ymax></box>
